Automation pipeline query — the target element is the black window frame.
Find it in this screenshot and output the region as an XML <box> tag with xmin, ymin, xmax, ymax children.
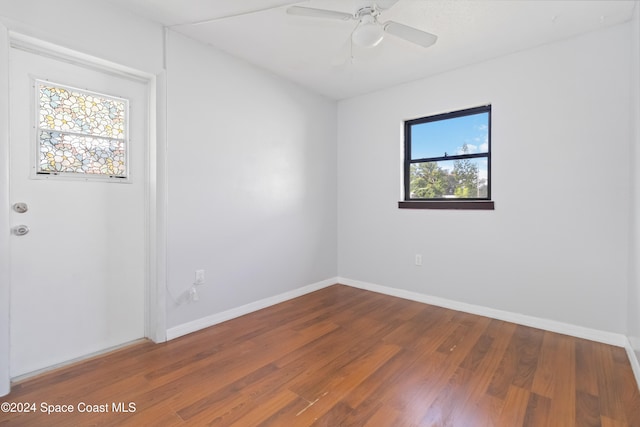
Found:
<box><xmin>400</xmin><ymin>105</ymin><xmax>494</xmax><ymax>210</ymax></box>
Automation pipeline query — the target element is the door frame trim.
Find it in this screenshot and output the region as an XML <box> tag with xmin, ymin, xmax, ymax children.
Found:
<box><xmin>0</xmin><ymin>30</ymin><xmax>167</xmax><ymax>395</ymax></box>
<box><xmin>0</xmin><ymin>23</ymin><xmax>11</xmax><ymax>397</ymax></box>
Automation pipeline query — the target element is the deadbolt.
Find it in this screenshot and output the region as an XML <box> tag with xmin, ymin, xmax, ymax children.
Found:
<box><xmin>13</xmin><ymin>202</ymin><xmax>28</xmax><ymax>213</ymax></box>
<box><xmin>13</xmin><ymin>225</ymin><xmax>29</xmax><ymax>236</ymax></box>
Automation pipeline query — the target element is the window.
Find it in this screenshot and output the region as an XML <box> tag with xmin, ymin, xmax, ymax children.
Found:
<box><xmin>36</xmin><ymin>80</ymin><xmax>128</xmax><ymax>179</ymax></box>
<box><xmin>400</xmin><ymin>105</ymin><xmax>493</xmax><ymax>210</ymax></box>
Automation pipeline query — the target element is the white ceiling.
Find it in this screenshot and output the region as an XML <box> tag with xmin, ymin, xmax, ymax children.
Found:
<box><xmin>107</xmin><ymin>0</ymin><xmax>636</xmax><ymax>100</ymax></box>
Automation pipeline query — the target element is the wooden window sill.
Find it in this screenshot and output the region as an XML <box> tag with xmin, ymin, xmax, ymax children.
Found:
<box><xmin>398</xmin><ymin>200</ymin><xmax>495</xmax><ymax>210</ymax></box>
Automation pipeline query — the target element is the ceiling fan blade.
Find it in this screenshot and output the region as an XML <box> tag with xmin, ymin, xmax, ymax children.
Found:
<box><xmin>286</xmin><ymin>6</ymin><xmax>353</xmax><ymax>21</ymax></box>
<box><xmin>372</xmin><ymin>0</ymin><xmax>400</xmax><ymax>11</ymax></box>
<box><xmin>383</xmin><ymin>21</ymin><xmax>438</xmax><ymax>48</ymax></box>
<box><xmin>173</xmin><ymin>1</ymin><xmax>300</xmax><ymax>26</ymax></box>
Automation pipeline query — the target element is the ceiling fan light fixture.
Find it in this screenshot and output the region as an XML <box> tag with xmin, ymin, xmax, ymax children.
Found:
<box><xmin>352</xmin><ymin>14</ymin><xmax>384</xmax><ymax>48</ymax></box>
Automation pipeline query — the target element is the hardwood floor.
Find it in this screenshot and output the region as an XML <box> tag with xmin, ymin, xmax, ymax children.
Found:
<box><xmin>1</xmin><ymin>284</ymin><xmax>639</xmax><ymax>426</ymax></box>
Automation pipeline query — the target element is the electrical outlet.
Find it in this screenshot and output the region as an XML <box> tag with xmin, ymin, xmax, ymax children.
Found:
<box><xmin>195</xmin><ymin>269</ymin><xmax>205</xmax><ymax>285</ymax></box>
<box><xmin>415</xmin><ymin>254</ymin><xmax>422</xmax><ymax>266</ymax></box>
<box><xmin>190</xmin><ymin>286</ymin><xmax>199</xmax><ymax>302</ymax></box>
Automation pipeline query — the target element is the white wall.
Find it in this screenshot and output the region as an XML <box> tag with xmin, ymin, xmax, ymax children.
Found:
<box><xmin>165</xmin><ymin>32</ymin><xmax>337</xmax><ymax>328</ymax></box>
<box><xmin>338</xmin><ymin>23</ymin><xmax>632</xmax><ymax>335</ymax></box>
<box><xmin>0</xmin><ymin>0</ymin><xmax>163</xmax><ymax>74</ymax></box>
<box><xmin>629</xmin><ymin>5</ymin><xmax>640</xmax><ymax>367</ymax></box>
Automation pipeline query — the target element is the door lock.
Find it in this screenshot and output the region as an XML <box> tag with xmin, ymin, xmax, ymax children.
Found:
<box><xmin>13</xmin><ymin>225</ymin><xmax>30</xmax><ymax>236</ymax></box>
<box><xmin>13</xmin><ymin>202</ymin><xmax>28</xmax><ymax>213</ymax></box>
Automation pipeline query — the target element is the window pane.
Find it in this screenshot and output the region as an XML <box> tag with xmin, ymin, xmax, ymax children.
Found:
<box><xmin>39</xmin><ymin>131</ymin><xmax>126</xmax><ymax>176</ymax></box>
<box><xmin>39</xmin><ymin>84</ymin><xmax>125</xmax><ymax>138</ymax></box>
<box><xmin>410</xmin><ymin>112</ymin><xmax>489</xmax><ymax>160</ymax></box>
<box><xmin>409</xmin><ymin>158</ymin><xmax>488</xmax><ymax>199</ymax></box>
<box><xmin>37</xmin><ymin>81</ymin><xmax>128</xmax><ymax>178</ymax></box>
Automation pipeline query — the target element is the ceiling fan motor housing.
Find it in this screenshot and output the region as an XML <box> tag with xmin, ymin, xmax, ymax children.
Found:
<box><xmin>352</xmin><ymin>7</ymin><xmax>384</xmax><ymax>47</ymax></box>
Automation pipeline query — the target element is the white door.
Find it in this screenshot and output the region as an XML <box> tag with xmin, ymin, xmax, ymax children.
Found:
<box><xmin>9</xmin><ymin>47</ymin><xmax>148</xmax><ymax>377</ymax></box>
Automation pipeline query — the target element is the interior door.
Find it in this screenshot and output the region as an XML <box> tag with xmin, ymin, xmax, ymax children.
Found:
<box><xmin>9</xmin><ymin>47</ymin><xmax>147</xmax><ymax>377</ymax></box>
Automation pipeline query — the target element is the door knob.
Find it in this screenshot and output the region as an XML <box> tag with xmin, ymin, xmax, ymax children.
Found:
<box><xmin>13</xmin><ymin>202</ymin><xmax>28</xmax><ymax>213</ymax></box>
<box><xmin>13</xmin><ymin>225</ymin><xmax>29</xmax><ymax>236</ymax></box>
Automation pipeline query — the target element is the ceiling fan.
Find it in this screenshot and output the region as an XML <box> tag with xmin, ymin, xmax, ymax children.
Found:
<box><xmin>286</xmin><ymin>2</ymin><xmax>438</xmax><ymax>49</ymax></box>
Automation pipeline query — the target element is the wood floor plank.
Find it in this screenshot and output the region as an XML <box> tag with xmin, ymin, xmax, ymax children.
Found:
<box><xmin>600</xmin><ymin>416</ymin><xmax>628</xmax><ymax>427</ymax></box>
<box><xmin>511</xmin><ymin>327</ymin><xmax>545</xmax><ymax>390</ymax></box>
<box><xmin>473</xmin><ymin>393</ymin><xmax>508</xmax><ymax>427</ymax></box>
<box><xmin>548</xmin><ymin>334</ymin><xmax>577</xmax><ymax>425</ymax></box>
<box><xmin>287</xmin><ymin>343</ymin><xmax>402</xmax><ymax>426</ymax></box>
<box><xmin>361</xmin><ymin>404</ymin><xmax>402</xmax><ymax>427</ymax></box>
<box><xmin>286</xmin><ymin>320</ymin><xmax>400</xmax><ymax>401</ymax></box>
<box><xmin>352</xmin><ymin>349</ymin><xmax>450</xmax><ymax>424</ymax></box>
<box><xmin>1</xmin><ymin>284</ymin><xmax>639</xmax><ymax>426</ymax></box>
<box><xmin>576</xmin><ymin>338</ymin><xmax>601</xmax><ymax>397</ymax></box>
<box><xmin>488</xmin><ymin>325</ymin><xmax>545</xmax><ymax>400</ymax></box>
<box><xmin>228</xmin><ymin>389</ymin><xmax>301</xmax><ymax>427</ymax></box>
<box><xmin>382</xmin><ymin>304</ymin><xmax>454</xmax><ymax>351</ymax></box>
<box><xmin>594</xmin><ymin>342</ymin><xmax>629</xmax><ymax>424</ymax></box>
<box><xmin>487</xmin><ymin>328</ymin><xmax>521</xmax><ymax>399</ymax></box>
<box><xmin>620</xmin><ymin>355</ymin><xmax>640</xmax><ymax>427</ymax></box>
<box><xmin>338</xmin><ymin>348</ymin><xmax>425</xmax><ymax>421</ymax></box>
<box><xmin>522</xmin><ymin>392</ymin><xmax>551</xmax><ymax>427</ymax></box>
<box><xmin>391</xmin><ymin>315</ymin><xmax>493</xmax><ymax>425</ymax></box>
<box><xmin>419</xmin><ymin>366</ymin><xmax>476</xmax><ymax>426</ymax></box>
<box><xmin>497</xmin><ymin>385</ymin><xmax>530</xmax><ymax>426</ymax></box>
<box><xmin>576</xmin><ymin>390</ymin><xmax>602</xmax><ymax>427</ymax></box>
<box><xmin>531</xmin><ymin>331</ymin><xmax>562</xmax><ymax>399</ymax></box>
<box><xmin>453</xmin><ymin>320</ymin><xmax>518</xmax><ymax>424</ymax></box>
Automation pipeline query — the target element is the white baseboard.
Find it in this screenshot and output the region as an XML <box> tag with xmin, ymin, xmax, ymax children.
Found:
<box><xmin>10</xmin><ymin>338</ymin><xmax>148</xmax><ymax>384</ymax></box>
<box><xmin>166</xmin><ymin>275</ymin><xmax>629</xmax><ymax>349</ymax></box>
<box><xmin>337</xmin><ymin>277</ymin><xmax>628</xmax><ymax>348</ymax></box>
<box><xmin>627</xmin><ymin>336</ymin><xmax>640</xmax><ymax>390</ymax></box>
<box><xmin>166</xmin><ymin>277</ymin><xmax>337</xmax><ymax>341</ymax></box>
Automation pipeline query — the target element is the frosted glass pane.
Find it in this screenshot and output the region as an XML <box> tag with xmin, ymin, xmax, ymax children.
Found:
<box><xmin>39</xmin><ymin>131</ymin><xmax>126</xmax><ymax>176</ymax></box>
<box><xmin>37</xmin><ymin>82</ymin><xmax>128</xmax><ymax>178</ymax></box>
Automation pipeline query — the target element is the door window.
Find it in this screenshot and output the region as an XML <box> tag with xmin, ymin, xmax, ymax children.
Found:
<box><xmin>36</xmin><ymin>81</ymin><xmax>128</xmax><ymax>180</ymax></box>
